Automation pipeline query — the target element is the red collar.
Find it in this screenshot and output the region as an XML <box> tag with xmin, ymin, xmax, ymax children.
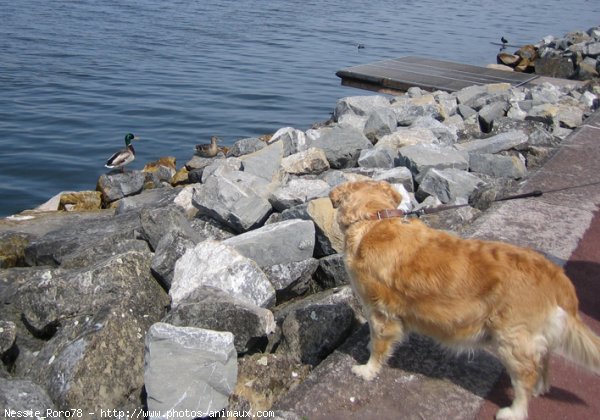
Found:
<box><xmin>367</xmin><ymin>209</ymin><xmax>406</xmax><ymax>220</ymax></box>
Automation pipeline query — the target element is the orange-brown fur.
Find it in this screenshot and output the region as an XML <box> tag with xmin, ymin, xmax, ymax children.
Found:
<box><xmin>330</xmin><ymin>180</ymin><xmax>600</xmax><ymax>420</ymax></box>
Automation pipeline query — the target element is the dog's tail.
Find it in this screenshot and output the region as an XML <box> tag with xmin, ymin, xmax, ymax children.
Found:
<box><xmin>561</xmin><ymin>313</ymin><xmax>600</xmax><ymax>374</ymax></box>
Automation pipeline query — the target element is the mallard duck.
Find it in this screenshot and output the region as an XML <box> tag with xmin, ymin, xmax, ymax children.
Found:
<box><xmin>105</xmin><ymin>133</ymin><xmax>139</xmax><ymax>171</ymax></box>
<box><xmin>195</xmin><ymin>136</ymin><xmax>220</xmax><ymax>158</ymax></box>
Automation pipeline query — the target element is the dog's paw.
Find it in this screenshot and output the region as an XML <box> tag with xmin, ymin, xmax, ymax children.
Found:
<box><xmin>351</xmin><ymin>364</ymin><xmax>379</xmax><ymax>381</ymax></box>
<box><xmin>495</xmin><ymin>407</ymin><xmax>526</xmax><ymax>420</ymax></box>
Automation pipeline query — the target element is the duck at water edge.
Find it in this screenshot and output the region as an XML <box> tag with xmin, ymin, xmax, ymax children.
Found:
<box><xmin>195</xmin><ymin>136</ymin><xmax>220</xmax><ymax>158</ymax></box>
<box><xmin>105</xmin><ymin>133</ymin><xmax>140</xmax><ymax>171</ymax></box>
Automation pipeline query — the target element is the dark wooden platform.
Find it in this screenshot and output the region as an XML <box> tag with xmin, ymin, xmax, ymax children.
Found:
<box><xmin>336</xmin><ymin>56</ymin><xmax>539</xmax><ymax>94</ymax></box>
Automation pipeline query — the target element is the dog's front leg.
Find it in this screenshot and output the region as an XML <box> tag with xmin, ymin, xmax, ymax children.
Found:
<box><xmin>353</xmin><ymin>311</ymin><xmax>405</xmax><ymax>381</ymax></box>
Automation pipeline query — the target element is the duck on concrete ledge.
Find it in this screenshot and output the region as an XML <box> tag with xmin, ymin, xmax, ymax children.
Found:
<box><xmin>195</xmin><ymin>136</ymin><xmax>220</xmax><ymax>157</ymax></box>
<box><xmin>105</xmin><ymin>133</ymin><xmax>140</xmax><ymax>171</ymax></box>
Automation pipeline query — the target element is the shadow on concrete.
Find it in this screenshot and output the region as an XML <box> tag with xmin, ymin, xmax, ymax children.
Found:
<box><xmin>564</xmin><ymin>260</ymin><xmax>600</xmax><ymax>323</ymax></box>
<box><xmin>345</xmin><ymin>325</ymin><xmax>504</xmax><ymax>399</ymax></box>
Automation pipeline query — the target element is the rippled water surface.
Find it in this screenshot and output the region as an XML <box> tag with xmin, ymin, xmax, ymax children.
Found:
<box><xmin>1</xmin><ymin>0</ymin><xmax>599</xmax><ymax>216</ymax></box>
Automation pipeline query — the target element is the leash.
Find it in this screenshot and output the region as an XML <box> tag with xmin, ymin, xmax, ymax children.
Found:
<box><xmin>409</xmin><ymin>190</ymin><xmax>543</xmax><ymax>217</ymax></box>
<box><xmin>370</xmin><ymin>189</ymin><xmax>543</xmax><ymax>220</ymax></box>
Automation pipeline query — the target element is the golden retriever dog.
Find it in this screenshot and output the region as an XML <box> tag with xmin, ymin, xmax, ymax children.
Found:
<box><xmin>329</xmin><ymin>180</ymin><xmax>600</xmax><ymax>420</ymax></box>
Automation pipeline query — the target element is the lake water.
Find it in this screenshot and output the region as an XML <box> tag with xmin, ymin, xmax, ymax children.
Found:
<box><xmin>1</xmin><ymin>0</ymin><xmax>599</xmax><ymax>217</ymax></box>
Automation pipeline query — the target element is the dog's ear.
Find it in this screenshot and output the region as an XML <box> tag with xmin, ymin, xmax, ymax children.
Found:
<box><xmin>379</xmin><ymin>181</ymin><xmax>403</xmax><ymax>206</ymax></box>
<box><xmin>329</xmin><ymin>183</ymin><xmax>349</xmax><ymax>208</ymax></box>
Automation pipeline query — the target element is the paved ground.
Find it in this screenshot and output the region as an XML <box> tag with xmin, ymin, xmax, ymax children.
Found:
<box><xmin>276</xmin><ymin>109</ymin><xmax>600</xmax><ymax>419</ymax></box>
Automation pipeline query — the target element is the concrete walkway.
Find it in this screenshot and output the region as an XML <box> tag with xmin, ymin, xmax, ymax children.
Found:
<box><xmin>275</xmin><ymin>109</ymin><xmax>600</xmax><ymax>419</ymax></box>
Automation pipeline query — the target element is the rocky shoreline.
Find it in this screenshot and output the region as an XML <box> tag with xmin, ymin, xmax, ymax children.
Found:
<box><xmin>497</xmin><ymin>26</ymin><xmax>600</xmax><ymax>79</ymax></box>
<box><xmin>2</xmin><ymin>28</ymin><xmax>600</xmax><ymax>420</ymax></box>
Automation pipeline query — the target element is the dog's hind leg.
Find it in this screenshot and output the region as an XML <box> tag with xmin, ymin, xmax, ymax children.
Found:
<box><xmin>352</xmin><ymin>310</ymin><xmax>404</xmax><ymax>381</ymax></box>
<box><xmin>495</xmin><ymin>334</ymin><xmax>542</xmax><ymax>420</ymax></box>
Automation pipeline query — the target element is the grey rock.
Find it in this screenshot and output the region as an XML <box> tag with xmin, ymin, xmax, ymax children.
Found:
<box><xmin>192</xmin><ymin>175</ymin><xmax>272</xmax><ymax>233</ymax></box>
<box><xmin>96</xmin><ymin>170</ymin><xmax>146</xmax><ymax>204</ymax></box>
<box><xmin>24</xmin><ymin>211</ymin><xmax>141</xmax><ymax>266</ymax></box>
<box><xmin>189</xmin><ymin>216</ymin><xmax>236</xmax><ymax>241</ymax></box>
<box><xmin>397</xmin><ymin>144</ymin><xmax>469</xmax><ymax>177</ymax></box>
<box><xmin>164</xmin><ymin>286</ymin><xmax>275</xmax><ymax>354</ymax></box>
<box><xmin>455</xmin><ymin>85</ymin><xmax>489</xmax><ymax>109</ymax></box>
<box><xmin>114</xmin><ymin>187</ymin><xmax>179</xmax><ymax>214</ymax></box>
<box><xmin>457</xmin><ymin>104</ymin><xmax>477</xmax><ymax>120</ymax></box>
<box><xmin>333</xmin><ymin>95</ymin><xmax>391</xmax><ymax>120</ymax></box>
<box><xmin>223</xmin><ymin>219</ymin><xmax>316</xmax><ymax>268</ymax></box>
<box><xmin>151</xmin><ymin>231</ymin><xmax>196</xmax><ymax>290</ymax></box>
<box><xmin>201</xmin><ymin>157</ymin><xmax>243</xmax><ymax>183</ymax></box>
<box><xmin>557</xmin><ymin>104</ymin><xmax>584</xmax><ymax>128</ymax></box>
<box><xmin>586</xmin><ymin>42</ymin><xmax>600</xmax><ymax>57</ymax></box>
<box><xmin>60</xmin><ymin>237</ymin><xmax>150</xmax><ymax>269</ymax></box>
<box><xmin>144</xmin><ymin>323</ymin><xmax>237</xmax><ymax>419</ymax></box>
<box><xmin>372</xmin><ymin>166</ymin><xmax>415</xmax><ymax>192</ymax></box>
<box><xmin>478</xmin><ymin>101</ymin><xmax>508</xmax><ymax>133</ymax></box>
<box><xmin>469</xmin><ymin>153</ymin><xmax>527</xmax><ymax>179</ymax></box>
<box><xmin>314</xmin><ymin>253</ymin><xmax>350</xmax><ymax>289</ymax></box>
<box><xmin>411</xmin><ymin>116</ymin><xmax>458</xmax><ymax>144</ymax></box>
<box><xmin>455</xmin><ymin>130</ymin><xmax>529</xmax><ymax>154</ymax></box>
<box><xmin>240</xmin><ymin>141</ymin><xmax>284</xmax><ymax>181</ymax></box>
<box><xmin>170</xmin><ymin>240</ymin><xmax>276</xmax><ymax>308</ymax></box>
<box><xmin>391</xmin><ymin>95</ymin><xmax>443</xmax><ymax>125</ymax></box>
<box><xmin>529</xmin><ymin>83</ymin><xmax>562</xmax><ymax>104</ymax></box>
<box><xmin>228</xmin><ymin>137</ymin><xmax>266</xmax><ymax>157</ymax></box>
<box><xmin>0</xmin><ymin>320</ymin><xmax>16</xmax><ymax>354</ymax></box>
<box><xmin>363</xmin><ymin>107</ymin><xmax>397</xmax><ymax>141</ymax></box>
<box><xmin>280</xmin><ymin>147</ymin><xmax>330</xmax><ymax>176</ymax></box>
<box><xmin>357</xmin><ymin>147</ymin><xmax>396</xmax><ymax>169</ymax></box>
<box><xmin>275</xmin><ymin>287</ymin><xmax>360</xmax><ymax>366</ymax></box>
<box><xmin>185</xmin><ymin>154</ymin><xmax>223</xmax><ymax>171</ymax></box>
<box><xmin>16</xmin><ymin>250</ymin><xmax>166</xmax><ymax>337</ymax></box>
<box><xmin>416</xmin><ymin>168</ymin><xmax>484</xmax><ymax>204</ymax></box>
<box><xmin>267</xmin><ymin>127</ymin><xmax>310</xmax><ymax>157</ymax></box>
<box><xmin>0</xmin><ymin>377</ymin><xmax>62</xmax><ymax>419</ymax></box>
<box><xmin>263</xmin><ymin>258</ymin><xmax>319</xmax><ymax>301</ymax></box>
<box><xmin>21</xmin><ymin>253</ymin><xmax>167</xmax><ymax>414</ymax></box>
<box><xmin>269</xmin><ymin>178</ymin><xmax>330</xmax><ymax>211</ymax></box>
<box><xmin>309</xmin><ymin>125</ymin><xmax>372</xmax><ymax>169</ymax></box>
<box><xmin>376</xmin><ymin>126</ymin><xmax>438</xmax><ymax>149</ymax></box>
<box><xmin>140</xmin><ymin>205</ymin><xmax>200</xmax><ymax>251</ymax></box>
<box><xmin>535</xmin><ymin>52</ymin><xmax>576</xmax><ymax>78</ymax></box>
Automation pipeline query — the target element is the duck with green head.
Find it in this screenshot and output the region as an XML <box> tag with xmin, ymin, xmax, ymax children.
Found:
<box><xmin>105</xmin><ymin>133</ymin><xmax>140</xmax><ymax>171</ymax></box>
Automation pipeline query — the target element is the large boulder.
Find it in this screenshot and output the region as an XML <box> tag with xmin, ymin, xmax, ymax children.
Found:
<box><xmin>139</xmin><ymin>205</ymin><xmax>200</xmax><ymax>251</ymax></box>
<box><xmin>170</xmin><ymin>240</ymin><xmax>276</xmax><ymax>308</ymax></box>
<box><xmin>144</xmin><ymin>323</ymin><xmax>237</xmax><ymax>419</ymax></box>
<box><xmin>16</xmin><ymin>251</ymin><xmax>167</xmax><ymax>414</ymax></box>
<box><xmin>469</xmin><ymin>153</ymin><xmax>527</xmax><ymax>179</ymax></box>
<box><xmin>269</xmin><ymin>178</ymin><xmax>330</xmax><ymax>211</ymax></box>
<box><xmin>228</xmin><ymin>137</ymin><xmax>266</xmax><ymax>157</ymax></box>
<box><xmin>280</xmin><ymin>147</ymin><xmax>330</xmax><ymax>176</ymax></box>
<box><xmin>164</xmin><ymin>286</ymin><xmax>275</xmax><ymax>354</ymax></box>
<box><xmin>96</xmin><ymin>171</ymin><xmax>146</xmax><ymax>204</ymax></box>
<box><xmin>192</xmin><ymin>176</ymin><xmax>272</xmax><ymax>233</ymax></box>
<box><xmin>151</xmin><ymin>231</ymin><xmax>196</xmax><ymax>290</ymax></box>
<box><xmin>223</xmin><ymin>219</ymin><xmax>316</xmax><ymax>268</ymax></box>
<box><xmin>416</xmin><ymin>168</ymin><xmax>484</xmax><ymax>204</ymax></box>
<box><xmin>397</xmin><ymin>144</ymin><xmax>469</xmax><ymax>176</ymax></box>
<box><xmin>267</xmin><ymin>127</ymin><xmax>310</xmax><ymax>157</ymax></box>
<box><xmin>23</xmin><ymin>211</ymin><xmax>141</xmax><ymax>266</ymax></box>
<box><xmin>333</xmin><ymin>95</ymin><xmax>391</xmax><ymax>121</ymax></box>
<box><xmin>263</xmin><ymin>258</ymin><xmax>319</xmax><ymax>302</ymax></box>
<box><xmin>275</xmin><ymin>287</ymin><xmax>360</xmax><ymax>366</ymax></box>
<box><xmin>0</xmin><ymin>377</ymin><xmax>62</xmax><ymax>419</ymax></box>
<box><xmin>114</xmin><ymin>187</ymin><xmax>179</xmax><ymax>214</ymax></box>
<box><xmin>240</xmin><ymin>141</ymin><xmax>284</xmax><ymax>181</ymax></box>
<box><xmin>308</xmin><ymin>125</ymin><xmax>372</xmax><ymax>169</ymax></box>
<box><xmin>455</xmin><ymin>130</ymin><xmax>529</xmax><ymax>154</ymax></box>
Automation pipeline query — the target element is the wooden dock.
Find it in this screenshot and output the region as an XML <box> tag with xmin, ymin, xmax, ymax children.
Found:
<box><xmin>336</xmin><ymin>56</ymin><xmax>539</xmax><ymax>94</ymax></box>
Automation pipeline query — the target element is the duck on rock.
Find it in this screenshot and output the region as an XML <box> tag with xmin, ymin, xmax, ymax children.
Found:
<box><xmin>105</xmin><ymin>133</ymin><xmax>140</xmax><ymax>171</ymax></box>
<box><xmin>195</xmin><ymin>136</ymin><xmax>220</xmax><ymax>158</ymax></box>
